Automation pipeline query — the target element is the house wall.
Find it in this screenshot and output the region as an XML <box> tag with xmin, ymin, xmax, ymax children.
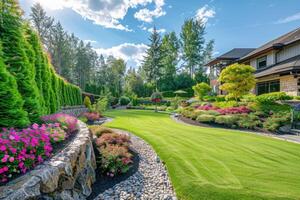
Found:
<box><xmin>256</xmin><ymin>74</ymin><xmax>298</xmax><ymax>96</ymax></box>
<box><xmin>277</xmin><ymin>41</ymin><xmax>300</xmax><ymax>62</ymax></box>
<box><xmin>249</xmin><ymin>51</ymin><xmax>276</xmax><ymax>69</ymax></box>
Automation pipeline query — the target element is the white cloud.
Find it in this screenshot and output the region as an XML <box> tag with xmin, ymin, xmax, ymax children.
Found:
<box><xmin>276</xmin><ymin>12</ymin><xmax>300</xmax><ymax>24</ymax></box>
<box><xmin>84</xmin><ymin>39</ymin><xmax>97</xmax><ymax>44</ymax></box>
<box><xmin>134</xmin><ymin>0</ymin><xmax>166</xmax><ymax>23</ymax></box>
<box><xmin>147</xmin><ymin>27</ymin><xmax>166</xmax><ymax>33</ymax></box>
<box><xmin>195</xmin><ymin>5</ymin><xmax>215</xmax><ymax>24</ymax></box>
<box><xmin>33</xmin><ymin>0</ymin><xmax>166</xmax><ymax>31</ymax></box>
<box><xmin>94</xmin><ymin>43</ymin><xmax>148</xmax><ymax>67</ymax></box>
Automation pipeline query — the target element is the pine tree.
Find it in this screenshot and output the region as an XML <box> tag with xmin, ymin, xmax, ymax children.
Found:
<box><xmin>0</xmin><ymin>0</ymin><xmax>43</xmax><ymax>122</ymax></box>
<box><xmin>0</xmin><ymin>44</ymin><xmax>29</xmax><ymax>128</ymax></box>
<box><xmin>180</xmin><ymin>19</ymin><xmax>206</xmax><ymax>78</ymax></box>
<box><xmin>142</xmin><ymin>26</ymin><xmax>163</xmax><ymax>91</ymax></box>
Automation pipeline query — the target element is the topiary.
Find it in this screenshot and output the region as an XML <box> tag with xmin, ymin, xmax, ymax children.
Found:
<box><xmin>0</xmin><ymin>45</ymin><xmax>30</xmax><ymax>128</ymax></box>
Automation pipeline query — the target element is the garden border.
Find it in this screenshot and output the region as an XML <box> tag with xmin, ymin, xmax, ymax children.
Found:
<box><xmin>0</xmin><ymin>121</ymin><xmax>96</xmax><ymax>200</ymax></box>
<box><xmin>171</xmin><ymin>114</ymin><xmax>300</xmax><ymax>144</ymax></box>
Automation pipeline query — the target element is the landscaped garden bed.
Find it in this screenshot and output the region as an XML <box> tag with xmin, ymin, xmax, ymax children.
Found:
<box><xmin>178</xmin><ymin>92</ymin><xmax>295</xmax><ymax>134</ymax></box>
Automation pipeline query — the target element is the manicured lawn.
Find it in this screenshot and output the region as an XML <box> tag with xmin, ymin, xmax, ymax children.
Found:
<box><xmin>104</xmin><ymin>110</ymin><xmax>300</xmax><ymax>200</ymax></box>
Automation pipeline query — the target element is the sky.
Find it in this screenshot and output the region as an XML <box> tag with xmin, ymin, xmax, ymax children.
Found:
<box><xmin>19</xmin><ymin>0</ymin><xmax>300</xmax><ymax>68</ymax></box>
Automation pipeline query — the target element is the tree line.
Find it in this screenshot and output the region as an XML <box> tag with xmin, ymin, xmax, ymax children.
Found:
<box><xmin>29</xmin><ymin>3</ymin><xmax>214</xmax><ymax>98</ymax></box>
<box><xmin>0</xmin><ymin>0</ymin><xmax>82</xmax><ymax>128</ymax></box>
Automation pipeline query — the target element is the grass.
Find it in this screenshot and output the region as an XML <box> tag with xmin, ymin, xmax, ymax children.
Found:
<box><xmin>104</xmin><ymin>109</ymin><xmax>300</xmax><ymax>200</ymax></box>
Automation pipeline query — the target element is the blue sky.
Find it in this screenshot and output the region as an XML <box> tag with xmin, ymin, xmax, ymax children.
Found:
<box><xmin>20</xmin><ymin>0</ymin><xmax>300</xmax><ymax>68</ymax></box>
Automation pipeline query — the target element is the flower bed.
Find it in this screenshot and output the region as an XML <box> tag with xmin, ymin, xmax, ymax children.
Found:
<box><xmin>0</xmin><ymin>113</ymin><xmax>79</xmax><ymax>183</ymax></box>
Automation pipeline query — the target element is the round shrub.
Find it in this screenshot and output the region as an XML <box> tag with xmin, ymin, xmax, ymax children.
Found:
<box><xmin>196</xmin><ymin>114</ymin><xmax>216</xmax><ymax>123</ymax></box>
<box><xmin>237</xmin><ymin>114</ymin><xmax>262</xmax><ymax>129</ymax></box>
<box><xmin>84</xmin><ymin>96</ymin><xmax>92</xmax><ymax>109</ymax></box>
<box><xmin>119</xmin><ymin>96</ymin><xmax>131</xmax><ymax>106</ymax></box>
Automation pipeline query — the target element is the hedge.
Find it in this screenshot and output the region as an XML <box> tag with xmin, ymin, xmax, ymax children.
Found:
<box><xmin>0</xmin><ymin>1</ymin><xmax>82</xmax><ymax>128</ymax></box>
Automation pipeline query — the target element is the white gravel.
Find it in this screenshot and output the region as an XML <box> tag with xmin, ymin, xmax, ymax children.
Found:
<box><xmin>94</xmin><ymin>129</ymin><xmax>177</xmax><ymax>200</ymax></box>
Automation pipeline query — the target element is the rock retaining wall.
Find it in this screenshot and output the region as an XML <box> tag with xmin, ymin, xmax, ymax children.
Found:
<box><xmin>59</xmin><ymin>106</ymin><xmax>88</xmax><ymax>116</ymax></box>
<box><xmin>0</xmin><ymin>121</ymin><xmax>96</xmax><ymax>200</ymax></box>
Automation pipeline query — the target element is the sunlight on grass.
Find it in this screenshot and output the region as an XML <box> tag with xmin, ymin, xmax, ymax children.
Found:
<box><xmin>104</xmin><ymin>109</ymin><xmax>300</xmax><ymax>200</ymax></box>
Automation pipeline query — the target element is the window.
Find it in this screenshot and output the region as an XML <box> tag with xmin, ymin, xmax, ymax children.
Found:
<box><xmin>257</xmin><ymin>56</ymin><xmax>267</xmax><ymax>69</ymax></box>
<box><xmin>257</xmin><ymin>80</ymin><xmax>280</xmax><ymax>95</ymax></box>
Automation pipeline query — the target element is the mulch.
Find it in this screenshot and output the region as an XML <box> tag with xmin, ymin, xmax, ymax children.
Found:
<box><xmin>87</xmin><ymin>146</ymin><xmax>140</xmax><ymax>200</ymax></box>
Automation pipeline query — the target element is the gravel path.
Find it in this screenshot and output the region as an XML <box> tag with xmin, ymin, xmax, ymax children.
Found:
<box><xmin>94</xmin><ymin>129</ymin><xmax>177</xmax><ymax>200</ymax></box>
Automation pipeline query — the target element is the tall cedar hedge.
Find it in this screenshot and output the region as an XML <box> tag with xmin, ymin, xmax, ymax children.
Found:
<box><xmin>0</xmin><ymin>0</ymin><xmax>82</xmax><ymax>128</ymax></box>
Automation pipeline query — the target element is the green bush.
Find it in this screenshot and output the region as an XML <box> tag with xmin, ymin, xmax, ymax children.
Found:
<box><xmin>241</xmin><ymin>94</ymin><xmax>256</xmax><ymax>102</ymax></box>
<box><xmin>237</xmin><ymin>114</ymin><xmax>262</xmax><ymax>129</ymax></box>
<box><xmin>203</xmin><ymin>96</ymin><xmax>216</xmax><ymax>102</ymax></box>
<box><xmin>196</xmin><ymin>114</ymin><xmax>216</xmax><ymax>123</ymax></box>
<box><xmin>215</xmin><ymin>115</ymin><xmax>240</xmax><ymax>128</ymax></box>
<box><xmin>256</xmin><ymin>92</ymin><xmax>292</xmax><ymax>103</ymax></box>
<box><xmin>192</xmin><ymin>82</ymin><xmax>211</xmax><ymax>100</ymax></box>
<box><xmin>0</xmin><ymin>46</ymin><xmax>30</xmax><ymax>128</ymax></box>
<box><xmin>213</xmin><ymin>101</ymin><xmax>239</xmax><ymax>108</ymax></box>
<box><xmin>263</xmin><ymin>112</ymin><xmax>291</xmax><ymax>132</ymax></box>
<box><xmin>249</xmin><ymin>102</ymin><xmax>291</xmax><ymax>115</ymax></box>
<box><xmin>119</xmin><ymin>96</ymin><xmax>131</xmax><ymax>106</ymax></box>
<box><xmin>216</xmin><ymin>95</ymin><xmax>226</xmax><ymax>102</ymax></box>
<box><xmin>84</xmin><ymin>96</ymin><xmax>92</xmax><ymax>109</ymax></box>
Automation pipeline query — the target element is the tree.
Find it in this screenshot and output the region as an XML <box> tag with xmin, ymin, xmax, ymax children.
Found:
<box><xmin>180</xmin><ymin>19</ymin><xmax>205</xmax><ymax>78</ymax></box>
<box><xmin>151</xmin><ymin>92</ymin><xmax>163</xmax><ymax>112</ymax></box>
<box><xmin>142</xmin><ymin>26</ymin><xmax>163</xmax><ymax>90</ymax></box>
<box><xmin>0</xmin><ymin>0</ymin><xmax>43</xmax><ymax>122</ymax></box>
<box><xmin>0</xmin><ymin>44</ymin><xmax>29</xmax><ymax>128</ymax></box>
<box><xmin>30</xmin><ymin>3</ymin><xmax>54</xmax><ymax>48</ymax></box>
<box><xmin>219</xmin><ymin>63</ymin><xmax>256</xmax><ymax>100</ymax></box>
<box><xmin>160</xmin><ymin>31</ymin><xmax>179</xmax><ymax>91</ymax></box>
<box><xmin>125</xmin><ymin>67</ymin><xmax>145</xmax><ymax>97</ymax></box>
<box><xmin>192</xmin><ymin>82</ymin><xmax>211</xmax><ymax>100</ymax></box>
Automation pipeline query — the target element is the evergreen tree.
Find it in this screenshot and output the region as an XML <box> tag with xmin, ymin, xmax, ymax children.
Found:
<box><xmin>0</xmin><ymin>0</ymin><xmax>43</xmax><ymax>122</ymax></box>
<box><xmin>0</xmin><ymin>44</ymin><xmax>29</xmax><ymax>128</ymax></box>
<box><xmin>160</xmin><ymin>31</ymin><xmax>180</xmax><ymax>91</ymax></box>
<box><xmin>142</xmin><ymin>27</ymin><xmax>163</xmax><ymax>90</ymax></box>
<box><xmin>30</xmin><ymin>3</ymin><xmax>54</xmax><ymax>48</ymax></box>
<box><xmin>180</xmin><ymin>19</ymin><xmax>206</xmax><ymax>78</ymax></box>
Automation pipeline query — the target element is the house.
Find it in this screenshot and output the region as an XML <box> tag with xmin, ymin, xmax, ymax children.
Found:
<box><xmin>207</xmin><ymin>48</ymin><xmax>255</xmax><ymax>94</ymax></box>
<box><xmin>207</xmin><ymin>27</ymin><xmax>300</xmax><ymax>96</ymax></box>
<box><xmin>239</xmin><ymin>27</ymin><xmax>300</xmax><ymax>96</ymax></box>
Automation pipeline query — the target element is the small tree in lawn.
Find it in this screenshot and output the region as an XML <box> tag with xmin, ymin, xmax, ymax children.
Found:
<box><xmin>151</xmin><ymin>92</ymin><xmax>163</xmax><ymax>112</ymax></box>
<box><xmin>84</xmin><ymin>96</ymin><xmax>92</xmax><ymax>111</ymax></box>
<box><xmin>192</xmin><ymin>82</ymin><xmax>211</xmax><ymax>100</ymax></box>
<box><xmin>219</xmin><ymin>63</ymin><xmax>256</xmax><ymax>100</ymax></box>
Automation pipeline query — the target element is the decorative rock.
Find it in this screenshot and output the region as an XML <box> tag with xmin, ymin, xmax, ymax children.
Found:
<box><xmin>0</xmin><ymin>121</ymin><xmax>96</xmax><ymax>200</ymax></box>
<box><xmin>94</xmin><ymin>129</ymin><xmax>176</xmax><ymax>200</ymax></box>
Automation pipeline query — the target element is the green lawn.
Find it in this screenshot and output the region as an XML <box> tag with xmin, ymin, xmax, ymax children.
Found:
<box><xmin>104</xmin><ymin>110</ymin><xmax>300</xmax><ymax>200</ymax></box>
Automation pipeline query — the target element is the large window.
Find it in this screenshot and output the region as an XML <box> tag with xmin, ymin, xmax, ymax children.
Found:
<box><xmin>257</xmin><ymin>56</ymin><xmax>267</xmax><ymax>69</ymax></box>
<box><xmin>257</xmin><ymin>80</ymin><xmax>280</xmax><ymax>95</ymax></box>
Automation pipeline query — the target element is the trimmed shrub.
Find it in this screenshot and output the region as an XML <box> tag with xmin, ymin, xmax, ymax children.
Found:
<box><xmin>96</xmin><ymin>133</ymin><xmax>131</xmax><ymax>148</ymax></box>
<box><xmin>215</xmin><ymin>115</ymin><xmax>240</xmax><ymax>128</ymax></box>
<box><xmin>90</xmin><ymin>126</ymin><xmax>114</xmax><ymax>137</ymax></box>
<box><xmin>237</xmin><ymin>114</ymin><xmax>262</xmax><ymax>129</ymax></box>
<box><xmin>84</xmin><ymin>96</ymin><xmax>92</xmax><ymax>110</ymax></box>
<box><xmin>216</xmin><ymin>95</ymin><xmax>226</xmax><ymax>102</ymax></box>
<box><xmin>0</xmin><ymin>4</ymin><xmax>43</xmax><ymax>123</ymax></box>
<box><xmin>192</xmin><ymin>82</ymin><xmax>211</xmax><ymax>100</ymax></box>
<box><xmin>119</xmin><ymin>96</ymin><xmax>130</xmax><ymax>106</ymax></box>
<box><xmin>213</xmin><ymin>101</ymin><xmax>239</xmax><ymax>108</ymax></box>
<box><xmin>196</xmin><ymin>114</ymin><xmax>216</xmax><ymax>123</ymax></box>
<box><xmin>256</xmin><ymin>92</ymin><xmax>292</xmax><ymax>103</ymax></box>
<box><xmin>0</xmin><ymin>46</ymin><xmax>30</xmax><ymax>128</ymax></box>
<box><xmin>263</xmin><ymin>112</ymin><xmax>291</xmax><ymax>132</ymax></box>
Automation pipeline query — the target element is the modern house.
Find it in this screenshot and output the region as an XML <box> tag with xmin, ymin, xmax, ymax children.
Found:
<box><xmin>207</xmin><ymin>48</ymin><xmax>255</xmax><ymax>94</ymax></box>
<box><xmin>207</xmin><ymin>27</ymin><xmax>300</xmax><ymax>96</ymax></box>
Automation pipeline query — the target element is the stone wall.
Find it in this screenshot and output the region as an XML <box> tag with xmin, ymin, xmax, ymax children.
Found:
<box><xmin>0</xmin><ymin>121</ymin><xmax>96</xmax><ymax>200</ymax></box>
<box><xmin>59</xmin><ymin>106</ymin><xmax>88</xmax><ymax>117</ymax></box>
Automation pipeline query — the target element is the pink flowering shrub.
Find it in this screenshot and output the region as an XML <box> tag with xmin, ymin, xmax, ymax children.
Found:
<box><xmin>82</xmin><ymin>112</ymin><xmax>101</xmax><ymax>122</ymax></box>
<box><xmin>41</xmin><ymin>113</ymin><xmax>78</xmax><ymax>134</ymax></box>
<box><xmin>196</xmin><ymin>105</ymin><xmax>251</xmax><ymax>115</ymax></box>
<box><xmin>0</xmin><ymin>124</ymin><xmax>56</xmax><ymax>183</ymax></box>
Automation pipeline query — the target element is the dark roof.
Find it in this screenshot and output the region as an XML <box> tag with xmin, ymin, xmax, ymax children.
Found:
<box><xmin>255</xmin><ymin>55</ymin><xmax>300</xmax><ymax>78</ymax></box>
<box><xmin>206</xmin><ymin>48</ymin><xmax>255</xmax><ymax>66</ymax></box>
<box><xmin>241</xmin><ymin>27</ymin><xmax>300</xmax><ymax>61</ymax></box>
